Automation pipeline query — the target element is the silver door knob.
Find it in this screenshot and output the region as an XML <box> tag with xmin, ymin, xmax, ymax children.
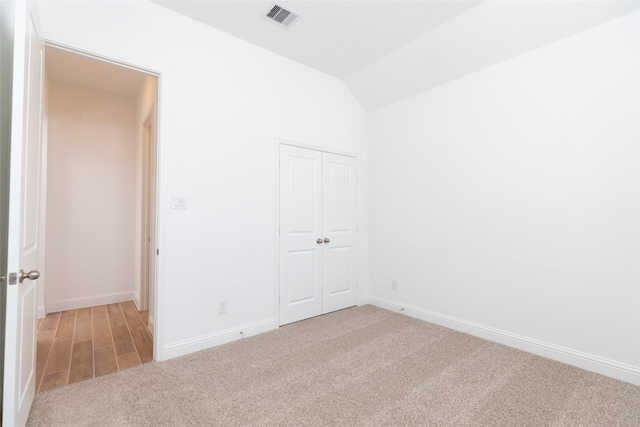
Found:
<box><xmin>316</xmin><ymin>238</ymin><xmax>323</xmax><ymax>244</ymax></box>
<box><xmin>19</xmin><ymin>269</ymin><xmax>40</xmax><ymax>283</ymax></box>
<box><xmin>324</xmin><ymin>238</ymin><xmax>330</xmax><ymax>244</ymax></box>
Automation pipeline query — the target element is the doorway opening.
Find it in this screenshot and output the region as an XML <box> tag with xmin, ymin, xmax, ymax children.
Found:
<box><xmin>36</xmin><ymin>45</ymin><xmax>159</xmax><ymax>393</ymax></box>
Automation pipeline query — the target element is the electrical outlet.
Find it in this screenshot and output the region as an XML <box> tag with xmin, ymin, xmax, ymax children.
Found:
<box><xmin>218</xmin><ymin>300</ymin><xmax>227</xmax><ymax>314</ymax></box>
<box><xmin>392</xmin><ymin>280</ymin><xmax>398</xmax><ymax>291</ymax></box>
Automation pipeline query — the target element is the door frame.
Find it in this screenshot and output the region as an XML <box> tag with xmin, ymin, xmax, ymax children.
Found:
<box><xmin>140</xmin><ymin>104</ymin><xmax>157</xmax><ymax>334</ymax></box>
<box><xmin>274</xmin><ymin>138</ymin><xmax>358</xmax><ymax>326</ymax></box>
<box><xmin>0</xmin><ymin>0</ymin><xmax>15</xmax><ymax>412</ymax></box>
<box><xmin>41</xmin><ymin>39</ymin><xmax>166</xmax><ymax>360</ymax></box>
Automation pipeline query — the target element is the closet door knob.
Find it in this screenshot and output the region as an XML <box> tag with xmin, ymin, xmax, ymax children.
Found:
<box><xmin>324</xmin><ymin>238</ymin><xmax>330</xmax><ymax>244</ymax></box>
<box><xmin>316</xmin><ymin>238</ymin><xmax>323</xmax><ymax>244</ymax></box>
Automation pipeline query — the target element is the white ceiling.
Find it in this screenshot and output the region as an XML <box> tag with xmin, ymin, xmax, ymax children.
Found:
<box><xmin>151</xmin><ymin>0</ymin><xmax>640</xmax><ymax>112</ymax></box>
<box><xmin>149</xmin><ymin>0</ymin><xmax>481</xmax><ymax>79</ymax></box>
<box><xmin>346</xmin><ymin>1</ymin><xmax>640</xmax><ymax>111</ymax></box>
<box><xmin>102</xmin><ymin>1</ymin><xmax>640</xmax><ymax>111</ymax></box>
<box><xmin>46</xmin><ymin>46</ymin><xmax>146</xmax><ymax>97</ymax></box>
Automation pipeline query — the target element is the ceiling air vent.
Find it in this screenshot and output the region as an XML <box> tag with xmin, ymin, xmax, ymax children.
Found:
<box><xmin>264</xmin><ymin>3</ymin><xmax>301</xmax><ymax>29</ymax></box>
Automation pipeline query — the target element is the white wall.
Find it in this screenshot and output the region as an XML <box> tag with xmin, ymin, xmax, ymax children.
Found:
<box><xmin>36</xmin><ymin>1</ymin><xmax>368</xmax><ymax>359</ymax></box>
<box><xmin>45</xmin><ymin>81</ymin><xmax>138</xmax><ymax>311</ymax></box>
<box><xmin>368</xmin><ymin>11</ymin><xmax>640</xmax><ymax>384</ymax></box>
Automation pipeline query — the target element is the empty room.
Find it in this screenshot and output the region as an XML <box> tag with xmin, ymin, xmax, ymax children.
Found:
<box><xmin>1</xmin><ymin>0</ymin><xmax>638</xmax><ymax>426</ymax></box>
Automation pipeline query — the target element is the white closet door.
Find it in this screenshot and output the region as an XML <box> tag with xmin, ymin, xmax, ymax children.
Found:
<box><xmin>279</xmin><ymin>145</ymin><xmax>323</xmax><ymax>325</ymax></box>
<box><xmin>322</xmin><ymin>153</ymin><xmax>358</xmax><ymax>314</ymax></box>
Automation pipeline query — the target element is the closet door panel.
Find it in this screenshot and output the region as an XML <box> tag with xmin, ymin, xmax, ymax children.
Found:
<box><xmin>322</xmin><ymin>153</ymin><xmax>358</xmax><ymax>314</ymax></box>
<box><xmin>279</xmin><ymin>145</ymin><xmax>323</xmax><ymax>325</ymax></box>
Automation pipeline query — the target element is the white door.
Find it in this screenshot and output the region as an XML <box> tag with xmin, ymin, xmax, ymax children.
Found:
<box><xmin>279</xmin><ymin>145</ymin><xmax>323</xmax><ymax>325</ymax></box>
<box><xmin>279</xmin><ymin>145</ymin><xmax>357</xmax><ymax>325</ymax></box>
<box><xmin>3</xmin><ymin>1</ymin><xmax>44</xmax><ymax>426</ymax></box>
<box><xmin>322</xmin><ymin>153</ymin><xmax>358</xmax><ymax>313</ymax></box>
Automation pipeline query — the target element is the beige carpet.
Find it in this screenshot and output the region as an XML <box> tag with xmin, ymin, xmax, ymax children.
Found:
<box><xmin>28</xmin><ymin>305</ymin><xmax>640</xmax><ymax>426</ymax></box>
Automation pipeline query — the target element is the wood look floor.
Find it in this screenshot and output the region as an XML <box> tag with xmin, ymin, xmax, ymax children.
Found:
<box><xmin>36</xmin><ymin>301</ymin><xmax>152</xmax><ymax>394</ymax></box>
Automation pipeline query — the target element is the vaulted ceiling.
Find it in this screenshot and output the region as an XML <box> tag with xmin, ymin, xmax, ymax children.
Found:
<box><xmin>151</xmin><ymin>1</ymin><xmax>640</xmax><ymax>112</ymax></box>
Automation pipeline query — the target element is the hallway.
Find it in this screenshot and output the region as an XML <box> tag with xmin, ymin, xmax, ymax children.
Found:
<box><xmin>36</xmin><ymin>301</ymin><xmax>152</xmax><ymax>394</ymax></box>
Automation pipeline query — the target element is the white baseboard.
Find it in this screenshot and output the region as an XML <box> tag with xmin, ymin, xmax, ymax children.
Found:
<box><xmin>46</xmin><ymin>291</ymin><xmax>135</xmax><ymax>313</ymax></box>
<box><xmin>37</xmin><ymin>305</ymin><xmax>46</xmax><ymax>319</ymax></box>
<box><xmin>368</xmin><ymin>296</ymin><xmax>640</xmax><ymax>386</ymax></box>
<box><xmin>358</xmin><ymin>295</ymin><xmax>370</xmax><ymax>306</ymax></box>
<box><xmin>163</xmin><ymin>318</ymin><xmax>277</xmax><ymax>360</ymax></box>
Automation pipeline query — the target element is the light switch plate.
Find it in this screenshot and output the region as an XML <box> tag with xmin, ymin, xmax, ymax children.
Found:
<box><xmin>171</xmin><ymin>195</ymin><xmax>187</xmax><ymax>210</ymax></box>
